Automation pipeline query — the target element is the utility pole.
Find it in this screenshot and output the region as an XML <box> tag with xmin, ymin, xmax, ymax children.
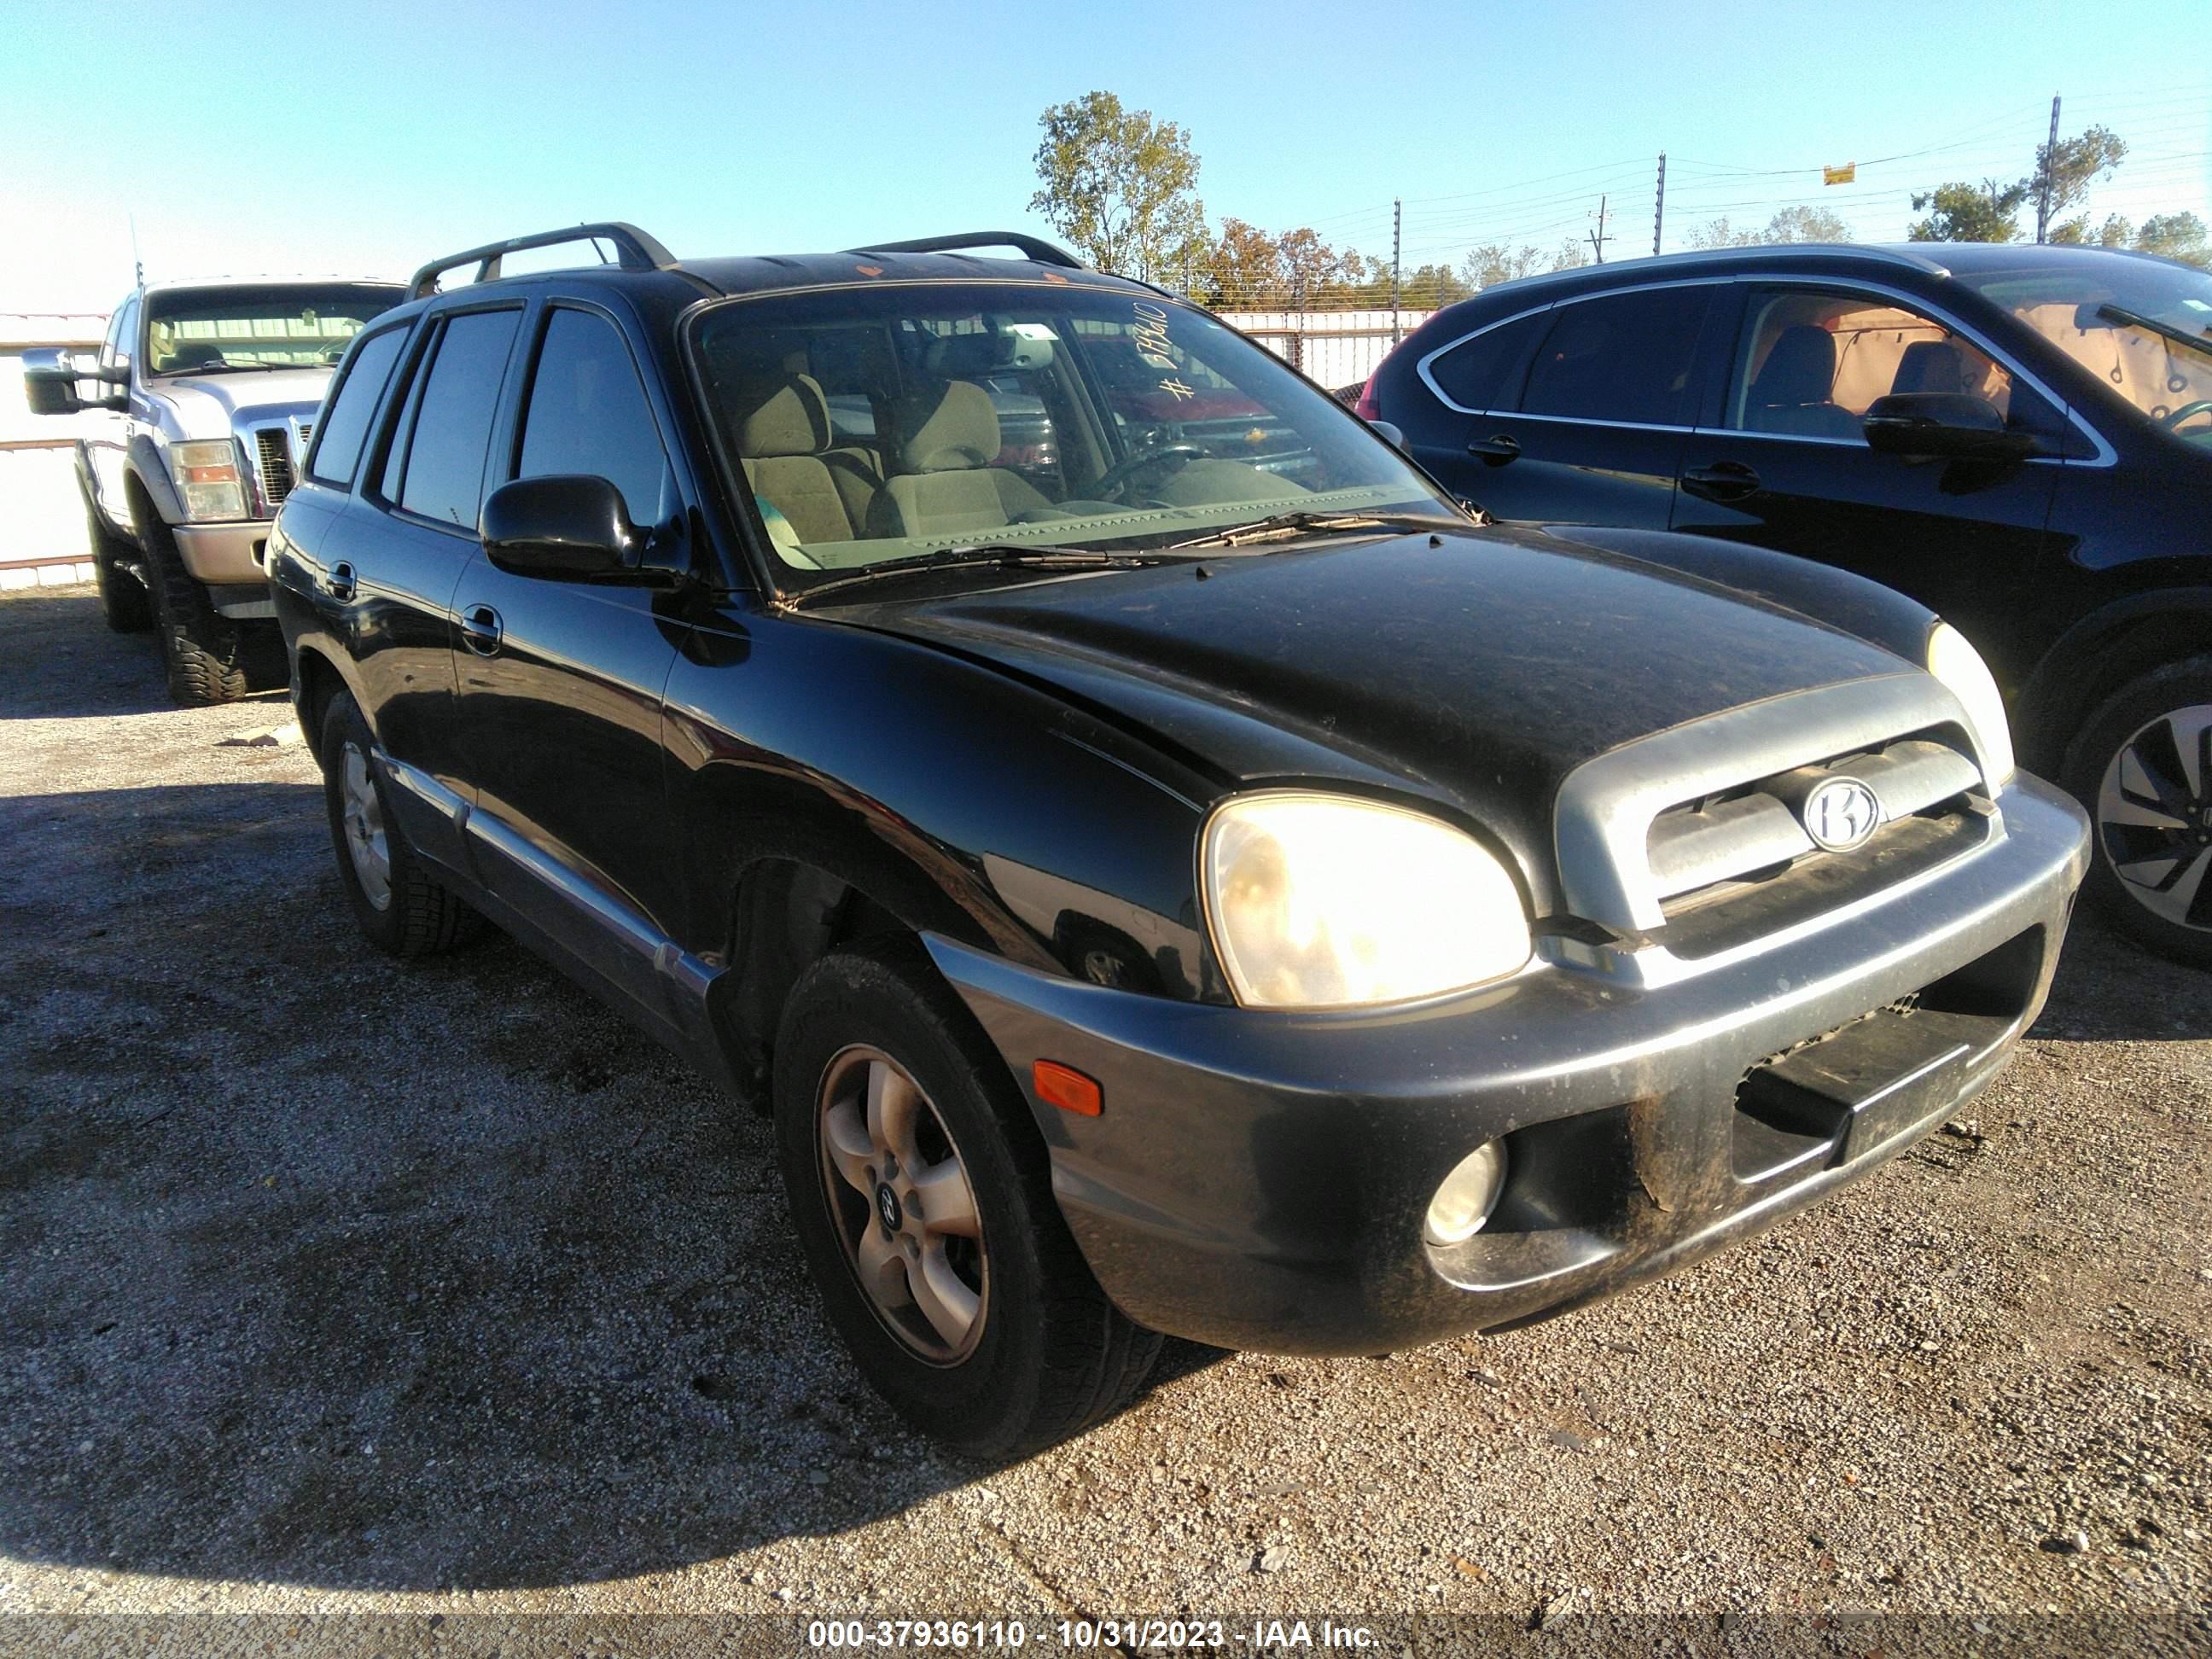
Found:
<box><xmin>1652</xmin><ymin>153</ymin><xmax>1667</xmax><ymax>257</ymax></box>
<box><xmin>2035</xmin><ymin>92</ymin><xmax>2062</xmax><ymax>243</ymax></box>
<box><xmin>1586</xmin><ymin>194</ymin><xmax>1609</xmax><ymax>265</ymax></box>
<box><xmin>1390</xmin><ymin>197</ymin><xmax>1402</xmax><ymax>344</ymax></box>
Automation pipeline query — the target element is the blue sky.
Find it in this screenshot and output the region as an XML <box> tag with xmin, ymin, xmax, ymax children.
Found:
<box><xmin>3</xmin><ymin>0</ymin><xmax>2206</xmax><ymax>313</ymax></box>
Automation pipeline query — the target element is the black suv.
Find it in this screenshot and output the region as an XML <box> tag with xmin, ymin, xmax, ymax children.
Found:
<box><xmin>270</xmin><ymin>224</ymin><xmax>2086</xmax><ymax>1454</ymax></box>
<box><xmin>1362</xmin><ymin>242</ymin><xmax>2212</xmax><ymax>964</ymax></box>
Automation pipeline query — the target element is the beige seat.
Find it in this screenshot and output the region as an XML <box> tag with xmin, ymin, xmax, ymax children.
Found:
<box><xmin>869</xmin><ymin>381</ymin><xmax>1055</xmax><ymax>539</ymax></box>
<box><xmin>731</xmin><ymin>374</ymin><xmax>877</xmax><ymax>544</ymax></box>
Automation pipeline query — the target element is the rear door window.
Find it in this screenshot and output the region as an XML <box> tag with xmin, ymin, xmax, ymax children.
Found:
<box><xmin>514</xmin><ymin>307</ymin><xmax>672</xmax><ymax>523</ymax></box>
<box><xmin>393</xmin><ymin>307</ymin><xmax>522</xmax><ymax>530</ymax></box>
<box><xmin>306</xmin><ymin>323</ymin><xmax>410</xmax><ymax>488</ymax></box>
<box><xmin>1424</xmin><ymin>310</ymin><xmax>1548</xmax><ymax>411</ymax></box>
<box><xmin>1519</xmin><ymin>286</ymin><xmax>1714</xmax><ymax>427</ymax></box>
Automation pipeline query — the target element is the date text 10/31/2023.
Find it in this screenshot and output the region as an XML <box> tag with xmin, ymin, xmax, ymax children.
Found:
<box><xmin>806</xmin><ymin>1619</ymin><xmax>1381</xmax><ymax>1650</ymax></box>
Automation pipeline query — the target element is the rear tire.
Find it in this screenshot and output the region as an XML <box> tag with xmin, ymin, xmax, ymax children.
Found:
<box><xmin>318</xmin><ymin>690</ymin><xmax>482</xmax><ymax>957</ymax></box>
<box><xmin>85</xmin><ymin>496</ymin><xmax>151</xmax><ymax>633</ymax></box>
<box><xmin>772</xmin><ymin>940</ymin><xmax>1160</xmax><ymax>1458</ymax></box>
<box><xmin>2063</xmin><ymin>656</ymin><xmax>2212</xmax><ymax>969</ymax></box>
<box><xmin>139</xmin><ymin>514</ymin><xmax>254</xmax><ymax>707</ymax></box>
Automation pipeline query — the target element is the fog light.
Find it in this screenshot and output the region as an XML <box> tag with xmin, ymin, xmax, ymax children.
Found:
<box><xmin>1424</xmin><ymin>1141</ymin><xmax>1508</xmax><ymax>1245</ymax></box>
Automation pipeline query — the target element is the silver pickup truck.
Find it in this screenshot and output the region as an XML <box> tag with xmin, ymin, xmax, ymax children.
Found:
<box><xmin>23</xmin><ymin>276</ymin><xmax>403</xmax><ymax>704</ymax></box>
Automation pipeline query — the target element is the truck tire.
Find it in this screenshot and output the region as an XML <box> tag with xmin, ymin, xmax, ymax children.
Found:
<box><xmin>2063</xmin><ymin>655</ymin><xmax>2212</xmax><ymax>969</ymax></box>
<box><xmin>772</xmin><ymin>940</ymin><xmax>1161</xmax><ymax>1458</ymax></box>
<box><xmin>318</xmin><ymin>690</ymin><xmax>483</xmax><ymax>956</ymax></box>
<box><xmin>85</xmin><ymin>497</ymin><xmax>151</xmax><ymax>633</ymax></box>
<box><xmin>140</xmin><ymin>515</ymin><xmax>255</xmax><ymax>707</ymax></box>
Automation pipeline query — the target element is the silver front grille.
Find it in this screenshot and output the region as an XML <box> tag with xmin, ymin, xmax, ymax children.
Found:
<box><xmin>254</xmin><ymin>428</ymin><xmax>296</xmax><ymax>508</ymax></box>
<box><xmin>1646</xmin><ymin>737</ymin><xmax>1984</xmax><ymax>908</ymax></box>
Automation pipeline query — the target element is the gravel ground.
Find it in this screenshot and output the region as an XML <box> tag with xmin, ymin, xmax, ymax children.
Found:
<box><xmin>2</xmin><ymin>587</ymin><xmax>2208</xmax><ymax>1650</ymax></box>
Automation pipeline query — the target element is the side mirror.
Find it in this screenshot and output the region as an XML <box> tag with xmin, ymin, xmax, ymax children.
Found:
<box><xmin>1367</xmin><ymin>418</ymin><xmax>1406</xmax><ymax>449</ymax></box>
<box><xmin>480</xmin><ymin>474</ymin><xmax>641</xmax><ymax>580</ymax></box>
<box><xmin>21</xmin><ymin>347</ymin><xmax>97</xmax><ymax>416</ymax></box>
<box><xmin>1863</xmin><ymin>393</ymin><xmax>2040</xmax><ymax>462</ymax></box>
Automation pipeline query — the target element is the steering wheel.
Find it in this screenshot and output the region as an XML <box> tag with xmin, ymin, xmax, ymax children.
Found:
<box><xmin>1090</xmin><ymin>441</ymin><xmax>1207</xmax><ymax>501</ymax></box>
<box><xmin>2159</xmin><ymin>399</ymin><xmax>2212</xmax><ymax>431</ymax></box>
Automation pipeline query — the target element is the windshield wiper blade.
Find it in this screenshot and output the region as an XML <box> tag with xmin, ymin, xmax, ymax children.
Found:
<box><xmin>789</xmin><ymin>544</ymin><xmax>1167</xmax><ymax>605</ymax></box>
<box><xmin>158</xmin><ymin>361</ymin><xmax>295</xmax><ymax>376</ymax></box>
<box><xmin>2097</xmin><ymin>303</ymin><xmax>2212</xmax><ymax>362</ymax></box>
<box><xmin>1169</xmin><ymin>509</ymin><xmax>1476</xmax><ymax>550</ymax></box>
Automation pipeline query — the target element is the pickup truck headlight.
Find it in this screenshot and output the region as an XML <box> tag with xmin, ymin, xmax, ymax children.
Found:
<box><xmin>1202</xmin><ymin>792</ymin><xmax>1531</xmax><ymax>1009</ymax></box>
<box><xmin>170</xmin><ymin>439</ymin><xmax>248</xmax><ymax>521</ymax></box>
<box><xmin>1926</xmin><ymin>622</ymin><xmax>2014</xmax><ymax>787</ymax></box>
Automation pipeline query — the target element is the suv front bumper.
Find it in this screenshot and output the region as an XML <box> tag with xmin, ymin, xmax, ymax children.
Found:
<box><xmin>927</xmin><ymin>775</ymin><xmax>2088</xmax><ymax>1355</ymax></box>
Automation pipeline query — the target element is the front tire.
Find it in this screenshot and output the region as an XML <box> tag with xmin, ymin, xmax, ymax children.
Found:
<box><xmin>2064</xmin><ymin>656</ymin><xmax>2212</xmax><ymax>968</ymax></box>
<box><xmin>772</xmin><ymin>942</ymin><xmax>1160</xmax><ymax>1458</ymax></box>
<box><xmin>85</xmin><ymin>496</ymin><xmax>151</xmax><ymax>633</ymax></box>
<box><xmin>317</xmin><ymin>690</ymin><xmax>481</xmax><ymax>957</ymax></box>
<box><xmin>139</xmin><ymin>514</ymin><xmax>255</xmax><ymax>706</ymax></box>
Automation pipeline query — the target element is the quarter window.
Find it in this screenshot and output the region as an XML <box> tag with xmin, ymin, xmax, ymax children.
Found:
<box><xmin>1426</xmin><ymin>310</ymin><xmax>1547</xmax><ymax>410</ymax></box>
<box><xmin>306</xmin><ymin>324</ymin><xmax>410</xmax><ymax>488</ymax></box>
<box><xmin>1520</xmin><ymin>287</ymin><xmax>1713</xmax><ymax>427</ymax></box>
<box><xmin>515</xmin><ymin>309</ymin><xmax>672</xmax><ymax>523</ymax></box>
<box><xmin>393</xmin><ymin>309</ymin><xmax>521</xmax><ymax>529</ymax></box>
<box><xmin>1724</xmin><ymin>290</ymin><xmax>2016</xmax><ymax>441</ymax></box>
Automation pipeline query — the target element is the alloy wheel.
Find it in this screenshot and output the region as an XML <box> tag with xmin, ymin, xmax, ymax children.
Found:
<box><xmin>339</xmin><ymin>741</ymin><xmax>393</xmax><ymax>911</ymax></box>
<box><xmin>2095</xmin><ymin>703</ymin><xmax>2212</xmax><ymax>932</ymax></box>
<box><xmin>816</xmin><ymin>1045</ymin><xmax>988</xmax><ymax>1365</ymax></box>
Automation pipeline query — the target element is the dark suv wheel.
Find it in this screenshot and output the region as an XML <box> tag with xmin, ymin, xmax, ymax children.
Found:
<box><xmin>2065</xmin><ymin>656</ymin><xmax>2212</xmax><ymax>969</ymax></box>
<box><xmin>317</xmin><ymin>690</ymin><xmax>482</xmax><ymax>956</ymax></box>
<box><xmin>771</xmin><ymin>941</ymin><xmax>1160</xmax><ymax>1458</ymax></box>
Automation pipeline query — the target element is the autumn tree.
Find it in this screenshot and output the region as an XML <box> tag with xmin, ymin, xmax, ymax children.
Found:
<box><xmin>1029</xmin><ymin>92</ymin><xmax>1206</xmax><ymax>282</ymax></box>
<box><xmin>1460</xmin><ymin>242</ymin><xmax>1550</xmax><ymax>289</ymax></box>
<box><xmin>1689</xmin><ymin>206</ymin><xmax>1852</xmax><ymax>249</ymax></box>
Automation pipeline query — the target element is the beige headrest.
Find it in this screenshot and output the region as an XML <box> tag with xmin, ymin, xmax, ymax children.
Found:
<box><xmin>734</xmin><ymin>373</ymin><xmax>832</xmax><ymax>458</ymax></box>
<box><xmin>894</xmin><ymin>381</ymin><xmax>1000</xmax><ymax>473</ymax></box>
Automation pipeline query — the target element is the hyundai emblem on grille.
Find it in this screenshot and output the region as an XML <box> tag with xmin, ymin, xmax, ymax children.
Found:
<box><xmin>1802</xmin><ymin>777</ymin><xmax>1882</xmax><ymax>852</ymax></box>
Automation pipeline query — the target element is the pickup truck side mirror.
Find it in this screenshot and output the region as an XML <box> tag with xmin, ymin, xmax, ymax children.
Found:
<box><xmin>1862</xmin><ymin>393</ymin><xmax>2040</xmax><ymax>463</ymax></box>
<box><xmin>20</xmin><ymin>347</ymin><xmax>124</xmax><ymax>416</ymax></box>
<box><xmin>480</xmin><ymin>474</ymin><xmax>646</xmax><ymax>581</ymax></box>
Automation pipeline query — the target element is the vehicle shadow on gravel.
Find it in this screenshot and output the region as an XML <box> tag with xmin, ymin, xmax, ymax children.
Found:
<box><xmin>2032</xmin><ymin>915</ymin><xmax>2212</xmax><ymax>1043</ymax></box>
<box><xmin>0</xmin><ymin>776</ymin><xmax>1196</xmax><ymax>1593</ymax></box>
<box><xmin>0</xmin><ymin>591</ymin><xmax>288</xmax><ymax>722</ymax></box>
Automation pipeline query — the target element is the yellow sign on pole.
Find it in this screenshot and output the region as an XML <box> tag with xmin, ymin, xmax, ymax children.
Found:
<box><xmin>1823</xmin><ymin>162</ymin><xmax>1857</xmax><ymax>186</ymax></box>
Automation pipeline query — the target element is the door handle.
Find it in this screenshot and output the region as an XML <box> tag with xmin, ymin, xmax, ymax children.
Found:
<box><xmin>1681</xmin><ymin>462</ymin><xmax>1763</xmax><ymax>502</ymax></box>
<box><xmin>327</xmin><ymin>561</ymin><xmax>356</xmax><ymax>602</ymax></box>
<box><xmin>459</xmin><ymin>603</ymin><xmax>503</xmax><ymax>656</ymax></box>
<box><xmin>1465</xmin><ymin>433</ymin><xmax>1521</xmax><ymax>465</ymax></box>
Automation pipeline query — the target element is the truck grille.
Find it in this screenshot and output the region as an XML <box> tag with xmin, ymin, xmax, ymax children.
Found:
<box><xmin>253</xmin><ymin>424</ymin><xmax>309</xmax><ymax>509</ymax></box>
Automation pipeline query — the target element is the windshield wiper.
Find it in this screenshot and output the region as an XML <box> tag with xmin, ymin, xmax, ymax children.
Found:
<box><xmin>1169</xmin><ymin>509</ymin><xmax>1477</xmax><ymax>550</ymax></box>
<box><xmin>156</xmin><ymin>361</ymin><xmax>296</xmax><ymax>376</ymax></box>
<box><xmin>2097</xmin><ymin>303</ymin><xmax>2212</xmax><ymax>362</ymax></box>
<box><xmin>789</xmin><ymin>544</ymin><xmax>1170</xmax><ymax>605</ymax></box>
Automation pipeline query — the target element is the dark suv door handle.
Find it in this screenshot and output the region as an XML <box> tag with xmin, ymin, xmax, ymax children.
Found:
<box><xmin>327</xmin><ymin>561</ymin><xmax>356</xmax><ymax>602</ymax></box>
<box><xmin>459</xmin><ymin>604</ymin><xmax>503</xmax><ymax>656</ymax></box>
<box><xmin>1682</xmin><ymin>462</ymin><xmax>1763</xmax><ymax>502</ymax></box>
<box><xmin>1466</xmin><ymin>433</ymin><xmax>1521</xmax><ymax>465</ymax></box>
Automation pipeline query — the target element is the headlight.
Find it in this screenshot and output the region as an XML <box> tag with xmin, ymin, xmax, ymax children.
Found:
<box><xmin>1926</xmin><ymin>621</ymin><xmax>2014</xmax><ymax>787</ymax></box>
<box><xmin>170</xmin><ymin>439</ymin><xmax>247</xmax><ymax>521</ymax></box>
<box><xmin>1201</xmin><ymin>792</ymin><xmax>1530</xmax><ymax>1010</ymax></box>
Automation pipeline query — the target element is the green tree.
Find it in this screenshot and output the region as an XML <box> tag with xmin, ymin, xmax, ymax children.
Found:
<box><xmin>1459</xmin><ymin>242</ymin><xmax>1550</xmax><ymax>288</ymax></box>
<box><xmin>2029</xmin><ymin>124</ymin><xmax>2128</xmax><ymax>239</ymax></box>
<box><xmin>2135</xmin><ymin>211</ymin><xmax>2211</xmax><ymax>268</ymax></box>
<box><xmin>1029</xmin><ymin>92</ymin><xmax>1204</xmax><ymax>282</ymax></box>
<box><xmin>1763</xmin><ymin>205</ymin><xmax>1852</xmax><ymax>243</ymax></box>
<box><xmin>1908</xmin><ymin>178</ymin><xmax>2029</xmax><ymax>243</ymax></box>
<box><xmin>1688</xmin><ymin>218</ymin><xmax>1756</xmax><ymax>250</ymax></box>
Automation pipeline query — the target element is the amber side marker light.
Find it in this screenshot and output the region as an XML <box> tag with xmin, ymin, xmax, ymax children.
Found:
<box><xmin>1033</xmin><ymin>1060</ymin><xmax>1103</xmax><ymax>1117</ymax></box>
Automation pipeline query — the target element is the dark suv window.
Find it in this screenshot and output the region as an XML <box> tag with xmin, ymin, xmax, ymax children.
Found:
<box><xmin>394</xmin><ymin>308</ymin><xmax>522</xmax><ymax>529</ymax></box>
<box><xmin>1426</xmin><ymin>310</ymin><xmax>1547</xmax><ymax>411</ymax></box>
<box><xmin>1520</xmin><ymin>286</ymin><xmax>1713</xmax><ymax>427</ymax></box>
<box><xmin>515</xmin><ymin>309</ymin><xmax>671</xmax><ymax>522</ymax></box>
<box><xmin>307</xmin><ymin>324</ymin><xmax>410</xmax><ymax>487</ymax></box>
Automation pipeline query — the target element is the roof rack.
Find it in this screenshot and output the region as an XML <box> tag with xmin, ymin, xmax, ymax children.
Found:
<box><xmin>847</xmin><ymin>231</ymin><xmax>1086</xmax><ymax>270</ymax></box>
<box><xmin>407</xmin><ymin>222</ymin><xmax>677</xmax><ymax>300</ymax></box>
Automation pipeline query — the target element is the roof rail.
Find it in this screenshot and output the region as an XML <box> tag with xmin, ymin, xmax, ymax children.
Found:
<box><xmin>847</xmin><ymin>231</ymin><xmax>1086</xmax><ymax>270</ymax></box>
<box><xmin>407</xmin><ymin>222</ymin><xmax>677</xmax><ymax>300</ymax></box>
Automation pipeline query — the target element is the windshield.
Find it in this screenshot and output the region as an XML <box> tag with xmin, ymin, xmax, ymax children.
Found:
<box><xmin>1952</xmin><ymin>259</ymin><xmax>2212</xmax><ymax>445</ymax></box>
<box><xmin>690</xmin><ymin>282</ymin><xmax>1455</xmax><ymax>585</ymax></box>
<box><xmin>143</xmin><ymin>283</ymin><xmax>405</xmax><ymax>375</ymax></box>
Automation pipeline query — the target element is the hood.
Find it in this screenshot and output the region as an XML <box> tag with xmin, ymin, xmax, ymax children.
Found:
<box><xmin>151</xmin><ymin>369</ymin><xmax>335</xmax><ymax>439</ymax></box>
<box><xmin>841</xmin><ymin>526</ymin><xmax>1919</xmax><ymax>913</ymax></box>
